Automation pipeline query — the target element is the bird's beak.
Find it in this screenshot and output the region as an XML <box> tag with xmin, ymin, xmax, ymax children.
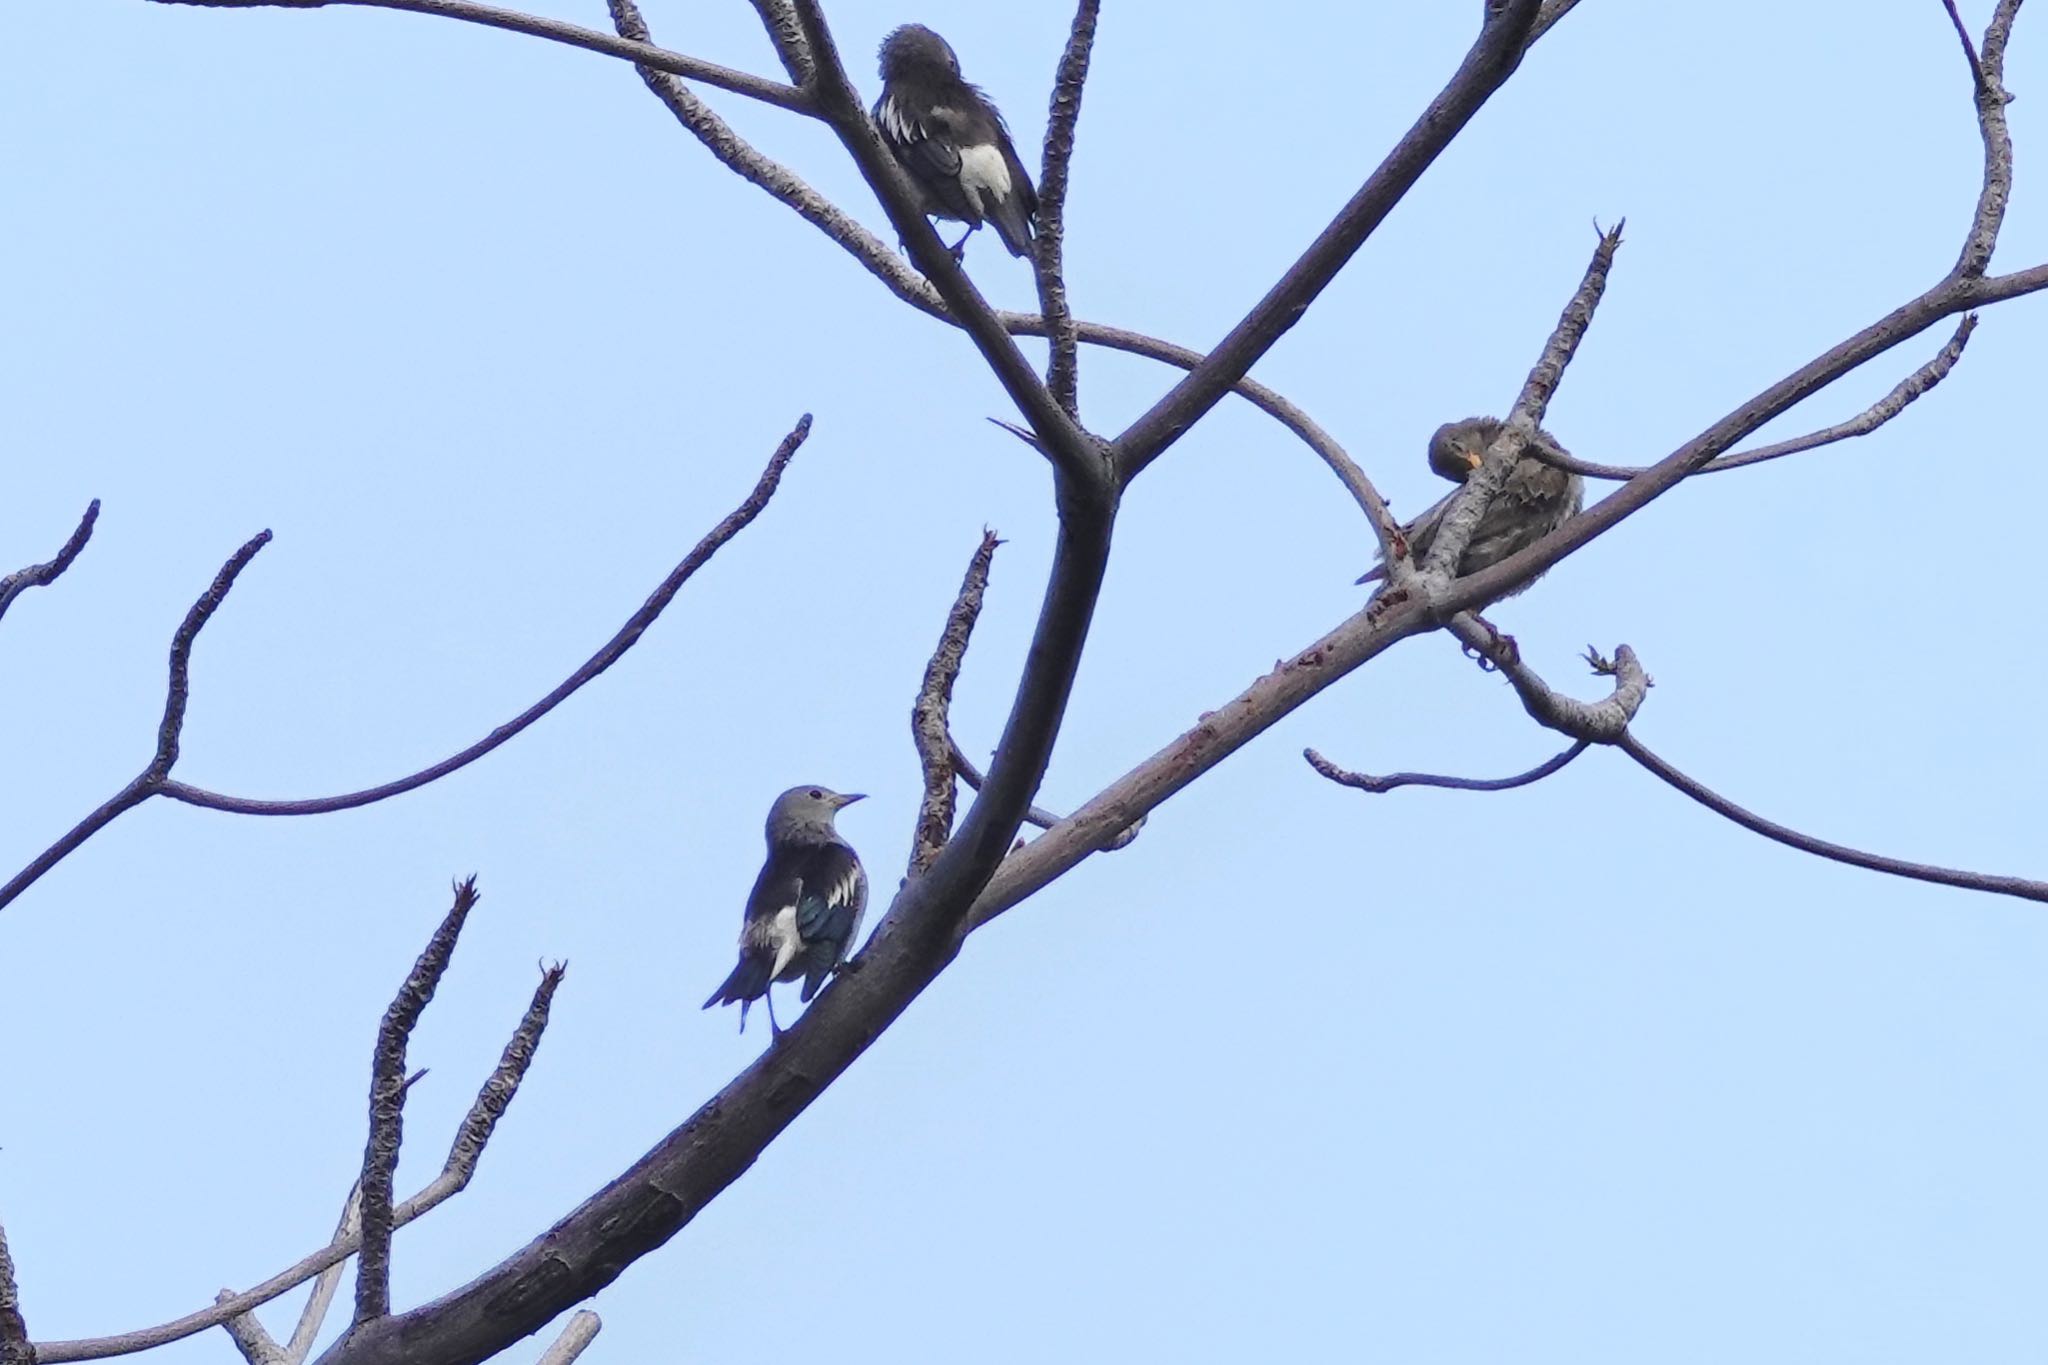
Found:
<box><xmin>836</xmin><ymin>792</ymin><xmax>867</xmax><ymax>808</ymax></box>
<box><xmin>1462</xmin><ymin>449</ymin><xmax>1484</xmax><ymax>472</ymax></box>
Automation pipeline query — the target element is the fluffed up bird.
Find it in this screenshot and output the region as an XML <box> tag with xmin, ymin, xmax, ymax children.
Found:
<box><xmin>1357</xmin><ymin>417</ymin><xmax>1583</xmax><ymax>596</ymax></box>
<box><xmin>704</xmin><ymin>785</ymin><xmax>869</xmax><ymax>1037</ymax></box>
<box><xmin>873</xmin><ymin>23</ymin><xmax>1038</xmax><ymax>260</ymax></box>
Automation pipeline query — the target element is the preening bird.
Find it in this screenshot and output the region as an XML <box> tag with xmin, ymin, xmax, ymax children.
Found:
<box><xmin>1358</xmin><ymin>417</ymin><xmax>1584</xmax><ymax>596</ymax></box>
<box><xmin>704</xmin><ymin>785</ymin><xmax>869</xmax><ymax>1037</ymax></box>
<box><xmin>873</xmin><ymin>23</ymin><xmax>1038</xmax><ymax>260</ymax></box>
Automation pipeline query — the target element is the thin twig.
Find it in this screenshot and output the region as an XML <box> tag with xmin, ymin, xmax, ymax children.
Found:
<box><xmin>910</xmin><ymin>533</ymin><xmax>1002</xmax><ymax>879</ymax></box>
<box><xmin>1113</xmin><ymin>0</ymin><xmax>1544</xmax><ymax>478</ymax></box>
<box><xmin>356</xmin><ymin>878</ymin><xmax>481</xmax><ymax>1326</ymax></box>
<box><xmin>1421</xmin><ymin>222</ymin><xmax>1621</xmax><ymax>582</ymax></box>
<box><xmin>158</xmin><ymin>416</ymin><xmax>811</xmax><ymax>817</ymax></box>
<box><xmin>946</xmin><ymin>736</ymin><xmax>1141</xmax><ymax>851</ymax></box>
<box><xmin>1449</xmin><ymin>627</ymin><xmax>1650</xmax><ymax>742</ymax></box>
<box><xmin>283</xmin><ymin>1188</ymin><xmax>363</xmax><ymax>1365</ymax></box>
<box><xmin>1534</xmin><ymin>316</ymin><xmax>1978</xmax><ymax>479</ymax></box>
<box><xmin>534</xmin><ymin>1313</ymin><xmax>601</xmax><ymax>1365</ymax></box>
<box><xmin>1619</xmin><ymin>732</ymin><xmax>2048</xmax><ymax>905</ymax></box>
<box><xmin>0</xmin><ymin>500</ymin><xmax>100</xmax><ymax>628</ymax></box>
<box><xmin>441</xmin><ymin>962</ymin><xmax>565</xmax><ymax>1184</ymax></box>
<box><xmin>1942</xmin><ymin>0</ymin><xmax>1993</xmax><ymax>100</ymax></box>
<box><xmin>0</xmin><ymin>1218</ymin><xmax>31</xmax><ymax>1365</ymax></box>
<box><xmin>0</xmin><ymin>530</ymin><xmax>270</xmax><ymax>915</ymax></box>
<box><xmin>1304</xmin><ymin>739</ymin><xmax>1591</xmax><ymax>794</ymax></box>
<box><xmin>1036</xmin><ymin>0</ymin><xmax>1100</xmax><ymax>417</ymax></box>
<box><xmin>147</xmin><ymin>0</ymin><xmax>811</xmax><ymax>111</ymax></box>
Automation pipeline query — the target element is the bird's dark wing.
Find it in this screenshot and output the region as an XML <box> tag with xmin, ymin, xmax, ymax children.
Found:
<box><xmin>1358</xmin><ymin>486</ymin><xmax>1461</xmax><ymax>584</ymax></box>
<box><xmin>791</xmin><ymin>841</ymin><xmax>867</xmax><ymax>1000</ymax></box>
<box><xmin>874</xmin><ymin>89</ymin><xmax>976</xmax><ymax>221</ymax></box>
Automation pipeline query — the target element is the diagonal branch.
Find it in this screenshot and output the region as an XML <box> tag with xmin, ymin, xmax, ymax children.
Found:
<box><xmin>159</xmin><ymin>415</ymin><xmax>811</xmax><ymax>817</ymax></box>
<box><xmin>37</xmin><ymin>967</ymin><xmax>558</xmax><ymax>1362</ymax></box>
<box><xmin>0</xmin><ymin>500</ymin><xmax>100</xmax><ymax>629</ymax></box>
<box><xmin>1305</xmin><ymin>738</ymin><xmax>1591</xmax><ymax>794</ymax></box>
<box><xmin>1035</xmin><ymin>0</ymin><xmax>1101</xmax><ymax>417</ymax></box>
<box><xmin>282</xmin><ymin>1188</ymin><xmax>363</xmax><ymax>1365</ymax></box>
<box><xmin>534</xmin><ymin>1313</ymin><xmax>601</xmax><ymax>1365</ymax></box>
<box><xmin>1421</xmin><ymin>221</ymin><xmax>1621</xmax><ymax>581</ymax></box>
<box><xmin>0</xmin><ymin>1217</ymin><xmax>31</xmax><ymax>1365</ymax></box>
<box><xmin>947</xmin><ymin>735</ymin><xmax>1142</xmax><ymax>850</ymax></box>
<box><xmin>1954</xmin><ymin>0</ymin><xmax>2020</xmax><ymax>277</ymax></box>
<box><xmin>910</xmin><ymin>532</ymin><xmax>1002</xmax><ymax>878</ymax></box>
<box><xmin>216</xmin><ymin>1298</ymin><xmax>284</xmax><ymax>1365</ymax></box>
<box><xmin>355</xmin><ymin>879</ymin><xmax>480</xmax><ymax>1326</ymax></box>
<box><xmin>1113</xmin><ymin>0</ymin><xmax>1543</xmax><ymax>478</ymax></box>
<box><xmin>1536</xmin><ymin>315</ymin><xmax>1978</xmax><ymax>479</ymax></box>
<box><xmin>1942</xmin><ymin>0</ymin><xmax>1993</xmax><ymax>96</ymax></box>
<box><xmin>146</xmin><ymin>0</ymin><xmax>811</xmax><ymax>111</ymax></box>
<box><xmin>1618</xmin><ymin>732</ymin><xmax>2048</xmax><ymax>905</ymax></box>
<box><xmin>0</xmin><ymin>530</ymin><xmax>270</xmax><ymax>915</ymax></box>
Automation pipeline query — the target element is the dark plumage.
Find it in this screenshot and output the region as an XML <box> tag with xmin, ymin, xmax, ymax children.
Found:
<box><xmin>872</xmin><ymin>23</ymin><xmax>1038</xmax><ymax>259</ymax></box>
<box><xmin>1358</xmin><ymin>417</ymin><xmax>1584</xmax><ymax>596</ymax></box>
<box><xmin>703</xmin><ymin>785</ymin><xmax>868</xmax><ymax>1036</ymax></box>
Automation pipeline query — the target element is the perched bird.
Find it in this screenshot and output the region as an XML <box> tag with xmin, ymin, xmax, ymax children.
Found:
<box><xmin>872</xmin><ymin>23</ymin><xmax>1038</xmax><ymax>260</ymax></box>
<box><xmin>704</xmin><ymin>785</ymin><xmax>868</xmax><ymax>1037</ymax></box>
<box><xmin>1358</xmin><ymin>417</ymin><xmax>1583</xmax><ymax>595</ymax></box>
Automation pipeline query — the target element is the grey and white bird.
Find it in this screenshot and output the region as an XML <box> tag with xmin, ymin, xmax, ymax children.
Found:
<box><xmin>703</xmin><ymin>785</ymin><xmax>868</xmax><ymax>1037</ymax></box>
<box><xmin>872</xmin><ymin>23</ymin><xmax>1038</xmax><ymax>260</ymax></box>
<box><xmin>1358</xmin><ymin>417</ymin><xmax>1583</xmax><ymax>595</ymax></box>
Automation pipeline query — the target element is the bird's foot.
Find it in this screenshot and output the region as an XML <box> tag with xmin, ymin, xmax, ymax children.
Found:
<box><xmin>1463</xmin><ymin>617</ymin><xmax>1519</xmax><ymax>672</ymax></box>
<box><xmin>1366</xmin><ymin>585</ymin><xmax>1409</xmax><ymax>623</ymax></box>
<box><xmin>1583</xmin><ymin>645</ymin><xmax>1616</xmax><ymax>676</ymax></box>
<box><xmin>833</xmin><ymin>957</ymin><xmax>865</xmax><ymax>977</ymax></box>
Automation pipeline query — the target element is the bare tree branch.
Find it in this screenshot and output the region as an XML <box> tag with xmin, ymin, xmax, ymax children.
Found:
<box><xmin>356</xmin><ymin>879</ymin><xmax>480</xmax><ymax>1326</ymax></box>
<box><xmin>38</xmin><ymin>983</ymin><xmax>550</xmax><ymax>1364</ymax></box>
<box><xmin>283</xmin><ymin>1189</ymin><xmax>363</xmax><ymax>1365</ymax></box>
<box><xmin>743</xmin><ymin>0</ymin><xmax>811</xmax><ymax>84</ymax></box>
<box><xmin>1942</xmin><ymin>0</ymin><xmax>1993</xmax><ymax>96</ymax></box>
<box><xmin>1618</xmin><ymin>732</ymin><xmax>2048</xmax><ymax>905</ymax></box>
<box><xmin>910</xmin><ymin>532</ymin><xmax>1001</xmax><ymax>878</ymax></box>
<box><xmin>1421</xmin><ymin>221</ymin><xmax>1621</xmax><ymax>582</ymax></box>
<box><xmin>1536</xmin><ymin>315</ymin><xmax>1978</xmax><ymax>479</ymax></box>
<box><xmin>783</xmin><ymin>0</ymin><xmax>1107</xmax><ymax>487</ymax></box>
<box><xmin>533</xmin><ymin>1313</ymin><xmax>600</xmax><ymax>1365</ymax></box>
<box><xmin>1955</xmin><ymin>0</ymin><xmax>2020</xmax><ymax>277</ymax></box>
<box><xmin>1528</xmin><ymin>0</ymin><xmax>1587</xmax><ymax>47</ymax></box>
<box><xmin>1449</xmin><ymin>627</ymin><xmax>1650</xmax><ymax>742</ymax></box>
<box><xmin>1305</xmin><ymin>738</ymin><xmax>1591</xmax><ymax>795</ymax></box>
<box><xmin>0</xmin><ymin>500</ymin><xmax>99</xmax><ymax>629</ymax></box>
<box><xmin>1113</xmin><ymin>0</ymin><xmax>1543</xmax><ymax>478</ymax></box>
<box><xmin>1035</xmin><ymin>0</ymin><xmax>1100</xmax><ymax>417</ymax></box>
<box><xmin>145</xmin><ymin>0</ymin><xmax>812</xmax><ymax>111</ymax></box>
<box><xmin>0</xmin><ymin>529</ymin><xmax>269</xmax><ymax>915</ymax></box>
<box><xmin>216</xmin><ymin>1296</ymin><xmax>285</xmax><ymax>1365</ymax></box>
<box><xmin>946</xmin><ymin>735</ymin><xmax>1142</xmax><ymax>851</ymax></box>
<box><xmin>0</xmin><ymin>1217</ymin><xmax>32</xmax><ymax>1365</ymax></box>
<box><xmin>157</xmin><ymin>415</ymin><xmax>812</xmax><ymax>817</ymax></box>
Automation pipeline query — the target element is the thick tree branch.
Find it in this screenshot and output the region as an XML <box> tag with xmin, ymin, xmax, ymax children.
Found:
<box><xmin>783</xmin><ymin>0</ymin><xmax>1107</xmax><ymax>487</ymax></box>
<box><xmin>159</xmin><ymin>416</ymin><xmax>810</xmax><ymax>818</ymax></box>
<box><xmin>1421</xmin><ymin>222</ymin><xmax>1620</xmax><ymax>582</ymax></box>
<box><xmin>147</xmin><ymin>0</ymin><xmax>811</xmax><ymax>112</ymax></box>
<box><xmin>1954</xmin><ymin>0</ymin><xmax>2020</xmax><ymax>277</ymax></box>
<box><xmin>1528</xmin><ymin>0</ymin><xmax>1586</xmax><ymax>47</ymax></box>
<box><xmin>0</xmin><ymin>500</ymin><xmax>99</xmax><ymax>629</ymax></box>
<box><xmin>356</xmin><ymin>879</ymin><xmax>480</xmax><ymax>1326</ymax></box>
<box><xmin>743</xmin><ymin>0</ymin><xmax>811</xmax><ymax>84</ymax></box>
<box><xmin>39</xmin><ymin>972</ymin><xmax>555</xmax><ymax>1362</ymax></box>
<box><xmin>216</xmin><ymin>1298</ymin><xmax>284</xmax><ymax>1365</ymax></box>
<box><xmin>0</xmin><ymin>530</ymin><xmax>270</xmax><ymax>915</ymax></box>
<box><xmin>947</xmin><ymin>735</ymin><xmax>1141</xmax><ymax>850</ymax></box>
<box><xmin>1537</xmin><ymin>315</ymin><xmax>1978</xmax><ymax>479</ymax></box>
<box><xmin>1305</xmin><ymin>738</ymin><xmax>1591</xmax><ymax>795</ymax></box>
<box><xmin>910</xmin><ymin>533</ymin><xmax>1001</xmax><ymax>878</ymax></box>
<box><xmin>1618</xmin><ymin>732</ymin><xmax>2048</xmax><ymax>905</ymax></box>
<box><xmin>1113</xmin><ymin>0</ymin><xmax>1543</xmax><ymax>478</ymax></box>
<box><xmin>0</xmin><ymin>1217</ymin><xmax>31</xmax><ymax>1365</ymax></box>
<box><xmin>1035</xmin><ymin>0</ymin><xmax>1100</xmax><ymax>417</ymax></box>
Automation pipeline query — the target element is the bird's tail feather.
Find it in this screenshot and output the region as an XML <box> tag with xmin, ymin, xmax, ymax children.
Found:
<box><xmin>703</xmin><ymin>955</ymin><xmax>771</xmax><ymax>1010</ymax></box>
<box><xmin>989</xmin><ymin>198</ymin><xmax>1035</xmax><ymax>259</ymax></box>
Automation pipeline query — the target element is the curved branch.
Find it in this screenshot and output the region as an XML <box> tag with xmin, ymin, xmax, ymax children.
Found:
<box><xmin>158</xmin><ymin>416</ymin><xmax>811</xmax><ymax>817</ymax></box>
<box><xmin>1448</xmin><ymin>627</ymin><xmax>1650</xmax><ymax>741</ymax></box>
<box><xmin>1114</xmin><ymin>0</ymin><xmax>1543</xmax><ymax>477</ymax></box>
<box><xmin>1618</xmin><ymin>732</ymin><xmax>2048</xmax><ymax>905</ymax></box>
<box><xmin>0</xmin><ymin>499</ymin><xmax>100</xmax><ymax>628</ymax></box>
<box><xmin>1954</xmin><ymin>0</ymin><xmax>2020</xmax><ymax>278</ymax></box>
<box><xmin>1537</xmin><ymin>315</ymin><xmax>1979</xmax><ymax>479</ymax></box>
<box><xmin>1035</xmin><ymin>0</ymin><xmax>1100</xmax><ymax>416</ymax></box>
<box><xmin>1305</xmin><ymin>738</ymin><xmax>1590</xmax><ymax>795</ymax></box>
<box><xmin>147</xmin><ymin>0</ymin><xmax>812</xmax><ymax>112</ymax></box>
<box><xmin>0</xmin><ymin>529</ymin><xmax>270</xmax><ymax>915</ymax></box>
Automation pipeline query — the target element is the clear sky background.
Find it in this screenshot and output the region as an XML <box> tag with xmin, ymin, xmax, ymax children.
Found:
<box><xmin>6</xmin><ymin>1</ymin><xmax>2048</xmax><ymax>1361</ymax></box>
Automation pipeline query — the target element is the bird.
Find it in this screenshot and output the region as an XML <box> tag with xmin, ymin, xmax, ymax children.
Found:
<box><xmin>872</xmin><ymin>23</ymin><xmax>1038</xmax><ymax>260</ymax></box>
<box><xmin>1357</xmin><ymin>417</ymin><xmax>1583</xmax><ymax>596</ymax></box>
<box><xmin>703</xmin><ymin>785</ymin><xmax>869</xmax><ymax>1037</ymax></box>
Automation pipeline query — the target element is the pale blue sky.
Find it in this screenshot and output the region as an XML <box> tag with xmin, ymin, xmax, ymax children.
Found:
<box><xmin>6</xmin><ymin>2</ymin><xmax>2048</xmax><ymax>1361</ymax></box>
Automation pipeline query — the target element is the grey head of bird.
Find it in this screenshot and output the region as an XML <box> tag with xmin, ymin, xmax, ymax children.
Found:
<box><xmin>879</xmin><ymin>24</ymin><xmax>961</xmax><ymax>81</ymax></box>
<box><xmin>765</xmin><ymin>784</ymin><xmax>865</xmax><ymax>845</ymax></box>
<box><xmin>1426</xmin><ymin>417</ymin><xmax>1501</xmax><ymax>484</ymax></box>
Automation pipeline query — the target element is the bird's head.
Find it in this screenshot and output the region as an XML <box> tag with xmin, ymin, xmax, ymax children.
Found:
<box><xmin>878</xmin><ymin>23</ymin><xmax>961</xmax><ymax>82</ymax></box>
<box><xmin>1427</xmin><ymin>417</ymin><xmax>1502</xmax><ymax>484</ymax></box>
<box><xmin>766</xmin><ymin>784</ymin><xmax>866</xmax><ymax>842</ymax></box>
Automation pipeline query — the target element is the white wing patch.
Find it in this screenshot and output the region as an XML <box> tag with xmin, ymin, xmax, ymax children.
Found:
<box><xmin>876</xmin><ymin>96</ymin><xmax>918</xmax><ymax>143</ymax></box>
<box><xmin>956</xmin><ymin>143</ymin><xmax>1011</xmax><ymax>214</ymax></box>
<box><xmin>744</xmin><ymin>901</ymin><xmax>804</xmax><ymax>979</ymax></box>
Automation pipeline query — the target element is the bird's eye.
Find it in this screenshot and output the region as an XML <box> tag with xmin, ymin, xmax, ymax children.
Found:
<box><xmin>809</xmin><ymin>788</ymin><xmax>823</xmax><ymax>800</ymax></box>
